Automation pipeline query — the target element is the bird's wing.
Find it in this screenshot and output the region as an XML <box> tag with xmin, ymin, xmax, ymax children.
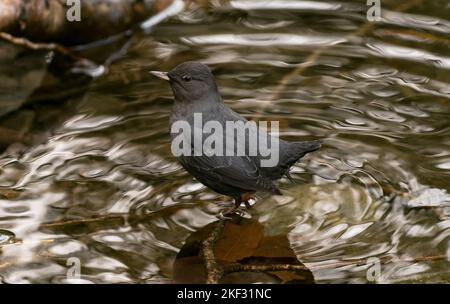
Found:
<box><xmin>178</xmin><ymin>154</ymin><xmax>280</xmax><ymax>195</ymax></box>
<box><xmin>174</xmin><ymin>105</ymin><xmax>280</xmax><ymax>194</ymax></box>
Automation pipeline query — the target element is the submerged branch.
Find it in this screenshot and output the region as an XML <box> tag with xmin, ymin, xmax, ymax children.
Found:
<box><xmin>224</xmin><ymin>263</ymin><xmax>310</xmax><ymax>274</ymax></box>
<box><xmin>202</xmin><ymin>220</ymin><xmax>225</xmax><ymax>284</ymax></box>
<box><xmin>39</xmin><ymin>202</ymin><xmax>200</xmax><ymax>233</ymax></box>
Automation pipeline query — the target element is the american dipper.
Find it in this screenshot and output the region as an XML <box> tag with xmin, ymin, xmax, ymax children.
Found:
<box><xmin>151</xmin><ymin>61</ymin><xmax>321</xmax><ymax>215</ymax></box>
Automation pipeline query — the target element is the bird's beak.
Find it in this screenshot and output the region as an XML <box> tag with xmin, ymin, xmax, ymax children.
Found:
<box><xmin>150</xmin><ymin>71</ymin><xmax>169</xmax><ymax>81</ymax></box>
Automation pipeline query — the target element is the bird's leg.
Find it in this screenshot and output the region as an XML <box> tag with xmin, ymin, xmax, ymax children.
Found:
<box><xmin>220</xmin><ymin>192</ymin><xmax>256</xmax><ymax>217</ymax></box>
<box><xmin>217</xmin><ymin>198</ymin><xmax>245</xmax><ymax>219</ymax></box>
<box><xmin>216</xmin><ymin>202</ymin><xmax>234</xmax><ymax>220</ymax></box>
<box><xmin>219</xmin><ymin>196</ymin><xmax>243</xmax><ymax>217</ymax></box>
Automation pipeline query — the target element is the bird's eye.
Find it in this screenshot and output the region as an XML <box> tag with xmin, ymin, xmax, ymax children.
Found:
<box><xmin>182</xmin><ymin>75</ymin><xmax>192</xmax><ymax>82</ymax></box>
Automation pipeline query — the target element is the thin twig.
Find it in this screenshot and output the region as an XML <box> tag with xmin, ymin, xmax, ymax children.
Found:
<box><xmin>0</xmin><ymin>31</ymin><xmax>98</xmax><ymax>67</ymax></box>
<box><xmin>0</xmin><ymin>32</ymin><xmax>72</xmax><ymax>56</ymax></box>
<box><xmin>223</xmin><ymin>254</ymin><xmax>448</xmax><ymax>277</ymax></box>
<box><xmin>202</xmin><ymin>220</ymin><xmax>225</xmax><ymax>284</ymax></box>
<box><xmin>305</xmin><ymin>253</ymin><xmax>448</xmax><ymax>271</ymax></box>
<box><xmin>39</xmin><ymin>202</ymin><xmax>200</xmax><ymax>232</ymax></box>
<box><xmin>224</xmin><ymin>263</ymin><xmax>310</xmax><ymax>275</ymax></box>
<box><xmin>0</xmin><ymin>262</ymin><xmax>12</xmax><ymax>270</ymax></box>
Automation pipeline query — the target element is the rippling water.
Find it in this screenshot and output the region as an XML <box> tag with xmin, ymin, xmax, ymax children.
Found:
<box><xmin>1</xmin><ymin>0</ymin><xmax>450</xmax><ymax>283</ymax></box>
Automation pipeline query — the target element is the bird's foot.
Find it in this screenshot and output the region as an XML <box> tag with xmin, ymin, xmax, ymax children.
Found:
<box><xmin>216</xmin><ymin>193</ymin><xmax>255</xmax><ymax>219</ymax></box>
<box><xmin>217</xmin><ymin>204</ymin><xmax>247</xmax><ymax>220</ymax></box>
<box><xmin>216</xmin><ymin>202</ymin><xmax>236</xmax><ymax>220</ymax></box>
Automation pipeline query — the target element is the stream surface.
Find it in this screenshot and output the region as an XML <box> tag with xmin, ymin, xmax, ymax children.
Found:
<box><xmin>0</xmin><ymin>0</ymin><xmax>449</xmax><ymax>283</ymax></box>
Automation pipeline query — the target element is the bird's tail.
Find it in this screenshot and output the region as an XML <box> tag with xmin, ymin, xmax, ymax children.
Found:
<box><xmin>275</xmin><ymin>139</ymin><xmax>322</xmax><ymax>179</ymax></box>
<box><xmin>291</xmin><ymin>139</ymin><xmax>322</xmax><ymax>156</ymax></box>
<box><xmin>285</xmin><ymin>139</ymin><xmax>322</xmax><ymax>166</ymax></box>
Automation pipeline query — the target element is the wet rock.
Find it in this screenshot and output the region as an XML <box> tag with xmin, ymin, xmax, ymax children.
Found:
<box><xmin>173</xmin><ymin>217</ymin><xmax>314</xmax><ymax>284</ymax></box>
<box><xmin>0</xmin><ymin>0</ymin><xmax>175</xmax><ymax>45</ymax></box>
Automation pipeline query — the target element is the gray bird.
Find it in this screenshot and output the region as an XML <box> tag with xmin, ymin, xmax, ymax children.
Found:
<box><xmin>151</xmin><ymin>61</ymin><xmax>321</xmax><ymax>215</ymax></box>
